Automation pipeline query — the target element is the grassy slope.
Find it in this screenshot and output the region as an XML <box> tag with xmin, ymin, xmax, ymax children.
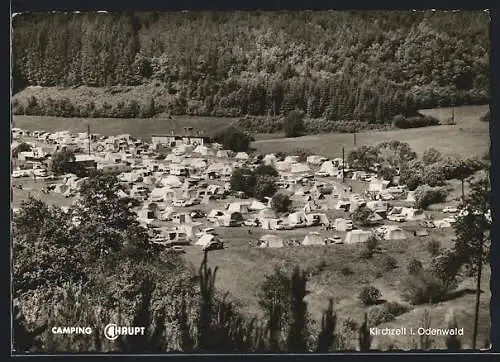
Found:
<box><xmin>183</xmin><ymin>223</ymin><xmax>490</xmax><ymax>350</ymax></box>
<box><xmin>252</xmin><ymin>105</ymin><xmax>490</xmax><ymax>158</ymax></box>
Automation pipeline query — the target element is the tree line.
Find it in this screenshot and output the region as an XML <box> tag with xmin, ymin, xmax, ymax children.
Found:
<box><xmin>12</xmin><ymin>11</ymin><xmax>489</xmax><ymax>123</ymax></box>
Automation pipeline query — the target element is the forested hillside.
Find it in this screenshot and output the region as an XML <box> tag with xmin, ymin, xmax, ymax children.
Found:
<box><xmin>12</xmin><ymin>11</ymin><xmax>489</xmax><ymax>124</ymax></box>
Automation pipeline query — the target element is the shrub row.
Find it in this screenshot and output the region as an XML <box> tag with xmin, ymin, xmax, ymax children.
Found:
<box><xmin>13</xmin><ymin>96</ymin><xmax>167</xmax><ymax>119</ymax></box>
<box><xmin>400</xmin><ymin>156</ymin><xmax>485</xmax><ymax>191</ymax></box>
<box><xmin>392</xmin><ymin>114</ymin><xmax>440</xmax><ymax>129</ymax></box>
<box><xmin>304</xmin><ymin>119</ymin><xmax>390</xmax><ymax>134</ymax></box>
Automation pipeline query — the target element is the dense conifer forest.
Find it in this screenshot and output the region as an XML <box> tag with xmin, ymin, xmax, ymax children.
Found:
<box><xmin>12</xmin><ymin>11</ymin><xmax>489</xmax><ymax>124</ymax></box>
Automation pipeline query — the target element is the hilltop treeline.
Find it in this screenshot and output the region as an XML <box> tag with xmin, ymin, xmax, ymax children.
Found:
<box><xmin>12</xmin><ymin>11</ymin><xmax>489</xmax><ymax>123</ymax></box>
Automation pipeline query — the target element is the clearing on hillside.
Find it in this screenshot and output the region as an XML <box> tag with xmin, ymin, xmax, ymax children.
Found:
<box><xmin>252</xmin><ymin>105</ymin><xmax>490</xmax><ymax>159</ymax></box>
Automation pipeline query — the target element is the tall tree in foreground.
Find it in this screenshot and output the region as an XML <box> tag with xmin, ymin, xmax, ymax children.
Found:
<box><xmin>452</xmin><ymin>176</ymin><xmax>491</xmax><ymax>349</ymax></box>
<box><xmin>198</xmin><ymin>251</ymin><xmax>218</xmax><ymax>352</ymax></box>
<box><xmin>317</xmin><ymin>299</ymin><xmax>337</xmax><ymax>352</ymax></box>
<box><xmin>358</xmin><ymin>313</ymin><xmax>372</xmax><ymax>351</ymax></box>
<box><xmin>286</xmin><ymin>267</ymin><xmax>308</xmax><ymax>352</ymax></box>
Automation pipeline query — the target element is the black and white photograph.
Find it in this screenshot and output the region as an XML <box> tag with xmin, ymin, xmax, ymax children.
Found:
<box><xmin>10</xmin><ymin>10</ymin><xmax>492</xmax><ymax>353</ymax></box>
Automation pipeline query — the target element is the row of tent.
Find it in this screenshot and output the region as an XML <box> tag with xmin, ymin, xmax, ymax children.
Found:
<box><xmin>257</xmin><ymin>226</ymin><xmax>411</xmax><ymax>248</ymax></box>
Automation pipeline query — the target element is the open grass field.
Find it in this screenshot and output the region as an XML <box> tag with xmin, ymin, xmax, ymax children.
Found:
<box><xmin>182</xmin><ymin>222</ymin><xmax>490</xmax><ymax>350</ymax></box>
<box><xmin>13</xmin><ymin>115</ymin><xmax>238</xmax><ymax>142</ymax></box>
<box><xmin>252</xmin><ymin>105</ymin><xmax>490</xmax><ymax>159</ymax></box>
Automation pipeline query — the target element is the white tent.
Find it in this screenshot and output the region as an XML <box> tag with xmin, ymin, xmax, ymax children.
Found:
<box><xmin>235</xmin><ymin>152</ymin><xmax>249</xmax><ymax>160</ymax></box>
<box><xmin>193</xmin><ymin>145</ymin><xmax>209</xmax><ymax>155</ymax></box>
<box><xmin>368</xmin><ymin>180</ymin><xmax>390</xmax><ymax>192</ymax></box>
<box><xmin>318</xmin><ymin>161</ymin><xmax>336</xmax><ymax>176</ymax></box>
<box><xmin>307</xmin><ymin>155</ymin><xmax>326</xmax><ymax>165</ymax></box>
<box><xmin>434</xmin><ymin>219</ymin><xmax>452</xmax><ymax>228</ymax></box>
<box><xmin>344</xmin><ymin>230</ymin><xmax>372</xmax><ymax>244</ymax></box>
<box><xmin>216</xmin><ymin>150</ymin><xmax>231</xmax><ymax>158</ymax></box>
<box><xmin>366</xmin><ymin>201</ymin><xmax>388</xmax><ymax>213</ymax></box>
<box><xmin>54</xmin><ymin>184</ymin><xmax>69</xmax><ymax>194</ymax></box>
<box><xmin>195</xmin><ymin>233</ymin><xmax>220</xmax><ymax>246</ymax></box>
<box><xmin>306</xmin><ymin>213</ymin><xmax>329</xmax><ymax>226</ymax></box>
<box><xmin>302</xmin><ymin>232</ymin><xmax>325</xmax><ymax>246</ymax></box>
<box><xmin>249</xmin><ymin>200</ymin><xmax>267</xmax><ymax>211</ymax></box>
<box><xmin>161</xmin><ymin>175</ymin><xmax>182</xmax><ymax>188</ymax></box>
<box><xmin>208</xmin><ymin>209</ymin><xmax>226</xmax><ymax>219</ymax></box>
<box><xmin>383</xmin><ymin>226</ymin><xmax>406</xmax><ymax>240</ymax></box>
<box><xmin>260</xmin><ymin>218</ymin><xmax>280</xmax><ymax>230</ymax></box>
<box><xmin>284</xmin><ymin>156</ymin><xmax>300</xmax><ymax>163</ymax></box>
<box><xmin>288</xmin><ymin>211</ymin><xmax>307</xmax><ymax>226</ymax></box>
<box><xmin>258</xmin><ymin>208</ymin><xmax>278</xmax><ymax>219</ymax></box>
<box><xmin>143</xmin><ymin>176</ymin><xmax>157</xmax><ymax>186</ymax></box>
<box><xmin>275</xmin><ymin>161</ymin><xmax>292</xmax><ymax>172</ymax></box>
<box><xmin>262</xmin><ymin>154</ymin><xmax>277</xmax><ymax>165</ymax></box>
<box><xmin>258</xmin><ymin>234</ymin><xmax>284</xmax><ymax>248</ymax></box>
<box><xmin>172</xmin><ymin>212</ymin><xmax>193</xmax><ymax>224</ymax></box>
<box><xmin>401</xmin><ymin>207</ymin><xmax>426</xmax><ymax>221</ymax></box>
<box><xmin>335</xmin><ymin>200</ymin><xmax>351</xmax><ymax>211</ymax></box>
<box><xmin>290</xmin><ymin>163</ymin><xmax>311</xmax><ymax>173</ymax></box>
<box><xmin>227</xmin><ymin>202</ymin><xmax>250</xmax><ymax>214</ymax></box>
<box><xmin>406</xmin><ymin>191</ymin><xmax>416</xmax><ymax>202</ymax></box>
<box><xmin>150</xmin><ymin>187</ymin><xmax>170</xmax><ymax>202</ymax></box>
<box><xmin>158</xmin><ymin>206</ymin><xmax>175</xmax><ymax>221</ymax></box>
<box><xmin>116</xmin><ymin>189</ymin><xmax>129</xmax><ymax>198</ymax></box>
<box><xmin>166</xmin><ymin>154</ymin><xmax>182</xmax><ymax>163</ymax></box>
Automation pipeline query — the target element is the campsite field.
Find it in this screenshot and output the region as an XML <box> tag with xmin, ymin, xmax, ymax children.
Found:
<box><xmin>183</xmin><ymin>222</ymin><xmax>490</xmax><ymax>350</ymax></box>
<box><xmin>252</xmin><ymin>105</ymin><xmax>490</xmax><ymax>159</ymax></box>
<box><xmin>13</xmin><ymin>115</ymin><xmax>238</xmax><ymax>142</ymax></box>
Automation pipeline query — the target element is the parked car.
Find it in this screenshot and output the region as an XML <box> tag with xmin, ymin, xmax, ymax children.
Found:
<box><xmin>379</xmin><ymin>193</ymin><xmax>394</xmax><ymax>201</ymax></box>
<box><xmin>173</xmin><ymin>199</ymin><xmax>186</xmax><ymax>207</ymax></box>
<box><xmin>202</xmin><ymin>241</ymin><xmax>224</xmax><ymax>251</ymax></box>
<box><xmin>185</xmin><ymin>198</ymin><xmax>201</xmax><ymax>207</ymax></box>
<box><xmin>387</xmin><ymin>214</ymin><xmax>406</xmax><ymax>222</ymax></box>
<box><xmin>12</xmin><ymin>170</ymin><xmax>29</xmax><ymax>178</ymax></box>
<box><xmin>33</xmin><ymin>168</ymin><xmax>48</xmax><ymax>177</ymax></box>
<box><xmin>315</xmin><ymin>171</ymin><xmax>330</xmax><ymax>177</ymax></box>
<box><xmin>443</xmin><ymin>216</ymin><xmax>457</xmax><ymax>224</ymax></box>
<box><xmin>243</xmin><ymin>218</ymin><xmax>260</xmax><ymax>227</ymax></box>
<box><xmin>166</xmin><ymin>245</ymin><xmax>186</xmax><ymax>254</ymax></box>
<box><xmin>325</xmin><ymin>235</ymin><xmax>343</xmax><ymax>244</ymax></box>
<box><xmin>275</xmin><ymin>221</ymin><xmax>294</xmax><ymax>230</ymax></box>
<box><xmin>442</xmin><ymin>206</ymin><xmax>459</xmax><ymax>213</ymax></box>
<box><xmin>190</xmin><ymin>209</ymin><xmax>206</xmax><ymax>219</ymax></box>
<box><xmin>420</xmin><ymin>220</ymin><xmax>436</xmax><ymax>228</ymax></box>
<box><xmin>195</xmin><ymin>228</ymin><xmax>216</xmax><ymax>237</ymax></box>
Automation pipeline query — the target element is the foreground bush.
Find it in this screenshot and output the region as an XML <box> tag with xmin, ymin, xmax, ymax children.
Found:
<box><xmin>358</xmin><ymin>286</ymin><xmax>381</xmax><ymax>306</ymax></box>
<box><xmin>426</xmin><ymin>240</ymin><xmax>442</xmax><ymax>257</ymax></box>
<box><xmin>407</xmin><ymin>258</ymin><xmax>424</xmax><ymax>275</ymax></box>
<box><xmin>367</xmin><ymin>302</ymin><xmax>409</xmax><ymax>326</ymax></box>
<box><xmin>400</xmin><ymin>270</ymin><xmax>448</xmax><ymax>305</ymax></box>
<box><xmin>381</xmin><ymin>255</ymin><xmax>398</xmax><ymax>271</ymax></box>
<box><xmin>414</xmin><ymin>185</ymin><xmax>448</xmax><ymax>210</ymax></box>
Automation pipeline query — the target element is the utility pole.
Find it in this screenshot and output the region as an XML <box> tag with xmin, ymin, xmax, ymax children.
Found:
<box><xmin>87</xmin><ymin>124</ymin><xmax>91</xmax><ymax>156</ymax></box>
<box><xmin>353</xmin><ymin>130</ymin><xmax>357</xmax><ymax>146</ymax></box>
<box><xmin>342</xmin><ymin>147</ymin><xmax>345</xmax><ymax>183</ymax></box>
